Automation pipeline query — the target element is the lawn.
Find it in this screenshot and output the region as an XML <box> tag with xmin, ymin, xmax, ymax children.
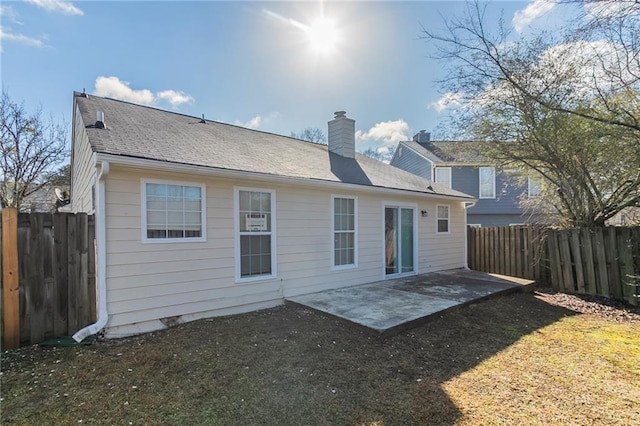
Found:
<box><xmin>2</xmin><ymin>289</ymin><xmax>639</xmax><ymax>425</ymax></box>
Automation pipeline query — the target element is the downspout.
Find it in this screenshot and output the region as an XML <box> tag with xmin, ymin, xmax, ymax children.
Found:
<box><xmin>463</xmin><ymin>201</ymin><xmax>477</xmax><ymax>270</ymax></box>
<box><xmin>73</xmin><ymin>161</ymin><xmax>110</xmax><ymax>342</ymax></box>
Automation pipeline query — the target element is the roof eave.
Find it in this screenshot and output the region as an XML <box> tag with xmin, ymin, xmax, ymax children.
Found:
<box><xmin>95</xmin><ymin>153</ymin><xmax>475</xmax><ymax>202</ymax></box>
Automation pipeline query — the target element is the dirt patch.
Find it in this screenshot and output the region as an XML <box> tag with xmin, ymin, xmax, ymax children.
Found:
<box><xmin>2</xmin><ymin>291</ymin><xmax>639</xmax><ymax>425</ymax></box>
<box><xmin>535</xmin><ymin>286</ymin><xmax>640</xmax><ymax>323</ymax></box>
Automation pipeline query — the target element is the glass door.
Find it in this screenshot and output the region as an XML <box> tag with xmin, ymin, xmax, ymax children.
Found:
<box><xmin>385</xmin><ymin>206</ymin><xmax>415</xmax><ymax>276</ymax></box>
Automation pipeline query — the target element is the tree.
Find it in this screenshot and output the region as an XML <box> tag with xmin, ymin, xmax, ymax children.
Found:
<box><xmin>1</xmin><ymin>91</ymin><xmax>68</xmax><ymax>209</ymax></box>
<box><xmin>290</xmin><ymin>127</ymin><xmax>327</xmax><ymax>144</ymax></box>
<box><xmin>423</xmin><ymin>0</ymin><xmax>640</xmax><ymax>227</ymax></box>
<box><xmin>360</xmin><ymin>146</ymin><xmax>396</xmax><ymax>163</ymax></box>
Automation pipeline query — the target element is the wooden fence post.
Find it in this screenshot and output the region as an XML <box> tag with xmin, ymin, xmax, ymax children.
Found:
<box><xmin>2</xmin><ymin>208</ymin><xmax>20</xmax><ymax>349</ymax></box>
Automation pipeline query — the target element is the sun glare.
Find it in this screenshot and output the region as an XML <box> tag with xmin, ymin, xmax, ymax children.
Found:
<box><xmin>306</xmin><ymin>18</ymin><xmax>338</xmax><ymax>53</ymax></box>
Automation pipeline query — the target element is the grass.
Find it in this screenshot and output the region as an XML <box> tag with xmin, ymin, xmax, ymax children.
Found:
<box><xmin>2</xmin><ymin>291</ymin><xmax>639</xmax><ymax>425</ymax></box>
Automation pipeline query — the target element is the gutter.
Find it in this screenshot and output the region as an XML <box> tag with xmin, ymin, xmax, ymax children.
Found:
<box><xmin>73</xmin><ymin>161</ymin><xmax>110</xmax><ymax>342</ymax></box>
<box><xmin>463</xmin><ymin>201</ymin><xmax>477</xmax><ymax>270</ymax></box>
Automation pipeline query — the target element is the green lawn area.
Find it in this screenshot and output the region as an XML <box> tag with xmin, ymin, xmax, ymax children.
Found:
<box><xmin>2</xmin><ymin>290</ymin><xmax>639</xmax><ymax>425</ymax></box>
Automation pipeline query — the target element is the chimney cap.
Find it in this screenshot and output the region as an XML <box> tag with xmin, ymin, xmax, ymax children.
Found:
<box><xmin>334</xmin><ymin>111</ymin><xmax>347</xmax><ymax>119</ymax></box>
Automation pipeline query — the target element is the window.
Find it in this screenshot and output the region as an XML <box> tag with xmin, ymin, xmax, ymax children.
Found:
<box><xmin>143</xmin><ymin>180</ymin><xmax>205</xmax><ymax>242</ymax></box>
<box><xmin>332</xmin><ymin>196</ymin><xmax>357</xmax><ymax>269</ymax></box>
<box><xmin>437</xmin><ymin>205</ymin><xmax>450</xmax><ymax>233</ymax></box>
<box><xmin>434</xmin><ymin>167</ymin><xmax>452</xmax><ymax>189</ymax></box>
<box><xmin>236</xmin><ymin>188</ymin><xmax>275</xmax><ymax>281</ymax></box>
<box><xmin>479</xmin><ymin>167</ymin><xmax>496</xmax><ymax>199</ymax></box>
<box><xmin>528</xmin><ymin>176</ymin><xmax>542</xmax><ymax>198</ymax></box>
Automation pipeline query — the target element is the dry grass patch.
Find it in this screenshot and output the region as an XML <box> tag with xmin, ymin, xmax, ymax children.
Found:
<box><xmin>2</xmin><ymin>290</ymin><xmax>638</xmax><ymax>425</ymax></box>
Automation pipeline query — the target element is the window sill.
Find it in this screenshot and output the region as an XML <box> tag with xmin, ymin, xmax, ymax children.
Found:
<box><xmin>331</xmin><ymin>264</ymin><xmax>358</xmax><ymax>272</ymax></box>
<box><xmin>235</xmin><ymin>274</ymin><xmax>278</xmax><ymax>284</ymax></box>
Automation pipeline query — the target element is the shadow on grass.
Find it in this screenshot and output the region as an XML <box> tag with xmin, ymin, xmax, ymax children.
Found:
<box><xmin>1</xmin><ymin>293</ymin><xmax>577</xmax><ymax>425</ymax></box>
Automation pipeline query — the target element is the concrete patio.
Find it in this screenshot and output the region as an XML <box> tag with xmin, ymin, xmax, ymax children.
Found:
<box><xmin>286</xmin><ymin>269</ymin><xmax>535</xmax><ymax>336</ymax></box>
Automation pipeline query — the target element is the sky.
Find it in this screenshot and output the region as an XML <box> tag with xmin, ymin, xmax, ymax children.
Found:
<box><xmin>1</xmin><ymin>0</ymin><xmax>584</xmax><ymax>154</ymax></box>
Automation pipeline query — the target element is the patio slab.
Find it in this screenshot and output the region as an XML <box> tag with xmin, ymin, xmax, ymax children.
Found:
<box><xmin>286</xmin><ymin>269</ymin><xmax>535</xmax><ymax>336</ymax></box>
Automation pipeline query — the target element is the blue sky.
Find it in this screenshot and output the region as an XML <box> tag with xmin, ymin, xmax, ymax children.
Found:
<box><xmin>2</xmin><ymin>0</ymin><xmax>576</xmax><ymax>154</ymax></box>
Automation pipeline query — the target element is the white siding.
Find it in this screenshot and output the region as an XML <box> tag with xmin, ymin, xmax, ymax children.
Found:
<box><xmin>70</xmin><ymin>104</ymin><xmax>96</xmax><ymax>213</ymax></box>
<box><xmin>103</xmin><ymin>166</ymin><xmax>467</xmax><ymax>337</ymax></box>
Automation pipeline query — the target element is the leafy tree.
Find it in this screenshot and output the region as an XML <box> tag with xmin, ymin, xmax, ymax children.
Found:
<box><xmin>290</xmin><ymin>127</ymin><xmax>327</xmax><ymax>144</ymax></box>
<box><xmin>0</xmin><ymin>91</ymin><xmax>68</xmax><ymax>209</ymax></box>
<box><xmin>423</xmin><ymin>0</ymin><xmax>640</xmax><ymax>227</ymax></box>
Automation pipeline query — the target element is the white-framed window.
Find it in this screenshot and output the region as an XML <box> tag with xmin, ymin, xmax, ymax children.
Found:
<box><xmin>332</xmin><ymin>196</ymin><xmax>357</xmax><ymax>270</ymax></box>
<box><xmin>141</xmin><ymin>179</ymin><xmax>206</xmax><ymax>243</ymax></box>
<box><xmin>528</xmin><ymin>176</ymin><xmax>542</xmax><ymax>198</ymax></box>
<box><xmin>479</xmin><ymin>167</ymin><xmax>496</xmax><ymax>199</ymax></box>
<box><xmin>436</xmin><ymin>204</ymin><xmax>450</xmax><ymax>234</ymax></box>
<box><xmin>235</xmin><ymin>187</ymin><xmax>276</xmax><ymax>282</ymax></box>
<box><xmin>434</xmin><ymin>167</ymin><xmax>452</xmax><ymax>189</ymax></box>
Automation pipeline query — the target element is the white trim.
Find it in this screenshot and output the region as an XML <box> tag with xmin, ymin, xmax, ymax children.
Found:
<box><xmin>95</xmin><ymin>153</ymin><xmax>474</xmax><ymax>202</ymax></box>
<box><xmin>331</xmin><ymin>195</ymin><xmax>358</xmax><ymax>271</ymax></box>
<box><xmin>434</xmin><ymin>167</ymin><xmax>452</xmax><ymax>189</ymax></box>
<box><xmin>140</xmin><ymin>178</ymin><xmax>207</xmax><ymax>244</ymax></box>
<box><xmin>382</xmin><ymin>201</ymin><xmax>418</xmax><ymax>279</ymax></box>
<box><xmin>467</xmin><ymin>224</ymin><xmax>481</xmax><ymax>228</ymax></box>
<box><xmin>234</xmin><ymin>186</ymin><xmax>277</xmax><ymax>283</ymax></box>
<box><xmin>436</xmin><ymin>204</ymin><xmax>451</xmax><ymax>234</ymax></box>
<box><xmin>479</xmin><ymin>167</ymin><xmax>496</xmax><ymax>199</ymax></box>
<box><xmin>528</xmin><ymin>176</ymin><xmax>541</xmax><ymax>198</ymax></box>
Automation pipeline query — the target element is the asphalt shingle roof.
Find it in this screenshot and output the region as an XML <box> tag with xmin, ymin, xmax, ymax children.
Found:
<box><xmin>400</xmin><ymin>140</ymin><xmax>490</xmax><ymax>165</ymax></box>
<box><xmin>74</xmin><ymin>93</ymin><xmax>472</xmax><ymax>199</ymax></box>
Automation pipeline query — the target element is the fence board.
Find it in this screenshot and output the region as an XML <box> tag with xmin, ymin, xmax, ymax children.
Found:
<box><xmin>570</xmin><ymin>229</ymin><xmax>585</xmax><ymax>293</ymax></box>
<box><xmin>594</xmin><ymin>228</ymin><xmax>610</xmax><ymax>296</ymax></box>
<box><xmin>581</xmin><ymin>228</ymin><xmax>596</xmax><ymax>294</ymax></box>
<box><xmin>2</xmin><ymin>208</ymin><xmax>20</xmax><ymax>349</ymax></box>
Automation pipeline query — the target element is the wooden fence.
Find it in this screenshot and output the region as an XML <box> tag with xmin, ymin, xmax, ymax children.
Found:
<box><xmin>1</xmin><ymin>209</ymin><xmax>96</xmax><ymax>348</ymax></box>
<box><xmin>468</xmin><ymin>226</ymin><xmax>639</xmax><ymax>306</ymax></box>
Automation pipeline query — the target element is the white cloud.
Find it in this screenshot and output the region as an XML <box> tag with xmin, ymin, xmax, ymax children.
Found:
<box><xmin>431</xmin><ymin>92</ymin><xmax>463</xmax><ymax>113</ymax></box>
<box><xmin>584</xmin><ymin>0</ymin><xmax>639</xmax><ymax>20</ymax></box>
<box><xmin>156</xmin><ymin>90</ymin><xmax>194</xmax><ymax>106</ymax></box>
<box><xmin>235</xmin><ymin>116</ymin><xmax>262</xmax><ymax>129</ymax></box>
<box><xmin>0</xmin><ymin>27</ymin><xmax>45</xmax><ymax>51</ymax></box>
<box><xmin>512</xmin><ymin>0</ymin><xmax>556</xmax><ymax>33</ymax></box>
<box><xmin>94</xmin><ymin>76</ymin><xmax>155</xmax><ymax>105</ymax></box>
<box><xmin>356</xmin><ymin>119</ymin><xmax>409</xmax><ymax>146</ymax></box>
<box><xmin>93</xmin><ymin>76</ymin><xmax>194</xmax><ymax>107</ymax></box>
<box><xmin>26</xmin><ymin>0</ymin><xmax>83</xmax><ymax>16</ymax></box>
<box><xmin>0</xmin><ymin>6</ymin><xmax>21</xmax><ymax>23</ymax></box>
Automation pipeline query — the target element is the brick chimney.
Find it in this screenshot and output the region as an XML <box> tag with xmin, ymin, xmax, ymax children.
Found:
<box><xmin>328</xmin><ymin>111</ymin><xmax>355</xmax><ymax>158</ymax></box>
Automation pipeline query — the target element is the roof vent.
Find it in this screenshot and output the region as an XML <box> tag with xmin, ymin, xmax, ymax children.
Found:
<box><xmin>199</xmin><ymin>114</ymin><xmax>206</xmax><ymax>124</ymax></box>
<box><xmin>334</xmin><ymin>111</ymin><xmax>346</xmax><ymax>119</ymax></box>
<box><xmin>95</xmin><ymin>111</ymin><xmax>105</xmax><ymax>129</ymax></box>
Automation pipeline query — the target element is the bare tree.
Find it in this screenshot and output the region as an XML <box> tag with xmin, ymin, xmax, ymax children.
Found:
<box><xmin>423</xmin><ymin>1</ymin><xmax>640</xmax><ymax>227</ymax></box>
<box><xmin>360</xmin><ymin>146</ymin><xmax>396</xmax><ymax>163</ymax></box>
<box><xmin>0</xmin><ymin>91</ymin><xmax>68</xmax><ymax>209</ymax></box>
<box><xmin>290</xmin><ymin>127</ymin><xmax>327</xmax><ymax>144</ymax></box>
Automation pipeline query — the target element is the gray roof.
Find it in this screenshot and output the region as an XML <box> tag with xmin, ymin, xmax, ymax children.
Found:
<box><xmin>74</xmin><ymin>93</ymin><xmax>472</xmax><ymax>199</ymax></box>
<box><xmin>400</xmin><ymin>140</ymin><xmax>490</xmax><ymax>165</ymax></box>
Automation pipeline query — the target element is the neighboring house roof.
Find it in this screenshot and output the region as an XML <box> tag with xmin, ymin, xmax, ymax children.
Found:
<box><xmin>74</xmin><ymin>93</ymin><xmax>473</xmax><ymax>200</ymax></box>
<box><xmin>398</xmin><ymin>140</ymin><xmax>490</xmax><ymax>166</ymax></box>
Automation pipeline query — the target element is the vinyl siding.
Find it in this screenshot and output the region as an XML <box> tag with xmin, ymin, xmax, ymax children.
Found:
<box><xmin>443</xmin><ymin>167</ymin><xmax>526</xmax><ymax>227</ymax></box>
<box><xmin>390</xmin><ymin>144</ymin><xmax>433</xmax><ymax>180</ymax></box>
<box><xmin>102</xmin><ymin>166</ymin><xmax>467</xmax><ymax>337</ymax></box>
<box><xmin>70</xmin><ymin>103</ymin><xmax>96</xmax><ymax>212</ymax></box>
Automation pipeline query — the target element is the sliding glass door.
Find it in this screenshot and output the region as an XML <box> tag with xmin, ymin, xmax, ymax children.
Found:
<box><xmin>384</xmin><ymin>206</ymin><xmax>415</xmax><ymax>276</ymax></box>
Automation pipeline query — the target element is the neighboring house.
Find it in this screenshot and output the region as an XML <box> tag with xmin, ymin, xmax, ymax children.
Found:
<box><xmin>69</xmin><ymin>92</ymin><xmax>475</xmax><ymax>339</ymax></box>
<box><xmin>1</xmin><ymin>183</ymin><xmax>69</xmax><ymax>213</ymax></box>
<box><xmin>391</xmin><ymin>131</ymin><xmax>540</xmax><ymax>227</ymax></box>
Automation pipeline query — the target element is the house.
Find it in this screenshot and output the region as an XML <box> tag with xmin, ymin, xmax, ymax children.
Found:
<box><xmin>391</xmin><ymin>131</ymin><xmax>541</xmax><ymax>227</ymax></box>
<box><xmin>69</xmin><ymin>92</ymin><xmax>475</xmax><ymax>339</ymax></box>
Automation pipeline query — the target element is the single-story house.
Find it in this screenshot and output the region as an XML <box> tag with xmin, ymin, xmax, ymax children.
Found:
<box><xmin>69</xmin><ymin>92</ymin><xmax>475</xmax><ymax>339</ymax></box>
